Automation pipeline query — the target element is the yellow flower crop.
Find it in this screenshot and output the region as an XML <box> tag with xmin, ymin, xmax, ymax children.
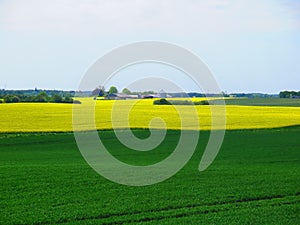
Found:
<box><xmin>0</xmin><ymin>98</ymin><xmax>300</xmax><ymax>132</ymax></box>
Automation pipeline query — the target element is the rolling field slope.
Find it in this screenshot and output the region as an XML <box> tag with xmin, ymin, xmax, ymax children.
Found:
<box><xmin>1</xmin><ymin>127</ymin><xmax>300</xmax><ymax>224</ymax></box>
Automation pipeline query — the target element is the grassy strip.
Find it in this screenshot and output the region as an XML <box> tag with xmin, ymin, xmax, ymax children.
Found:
<box><xmin>211</xmin><ymin>98</ymin><xmax>300</xmax><ymax>106</ymax></box>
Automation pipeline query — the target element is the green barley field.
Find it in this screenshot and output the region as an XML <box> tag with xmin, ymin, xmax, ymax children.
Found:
<box><xmin>1</xmin><ymin>126</ymin><xmax>300</xmax><ymax>224</ymax></box>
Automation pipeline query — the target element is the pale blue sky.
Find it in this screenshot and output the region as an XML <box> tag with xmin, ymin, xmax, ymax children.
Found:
<box><xmin>0</xmin><ymin>0</ymin><xmax>299</xmax><ymax>93</ymax></box>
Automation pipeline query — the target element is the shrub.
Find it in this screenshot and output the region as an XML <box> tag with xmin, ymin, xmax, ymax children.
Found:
<box><xmin>61</xmin><ymin>96</ymin><xmax>73</xmax><ymax>103</ymax></box>
<box><xmin>154</xmin><ymin>99</ymin><xmax>211</xmax><ymax>106</ymax></box>
<box><xmin>153</xmin><ymin>98</ymin><xmax>171</xmax><ymax>105</ymax></box>
<box><xmin>194</xmin><ymin>100</ymin><xmax>210</xmax><ymax>105</ymax></box>
<box><xmin>72</xmin><ymin>100</ymin><xmax>81</xmax><ymax>104</ymax></box>
<box><xmin>169</xmin><ymin>100</ymin><xmax>193</xmax><ymax>105</ymax></box>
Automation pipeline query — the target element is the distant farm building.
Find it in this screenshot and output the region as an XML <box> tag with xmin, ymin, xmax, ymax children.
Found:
<box><xmin>159</xmin><ymin>89</ymin><xmax>167</xmax><ymax>98</ymax></box>
<box><xmin>96</xmin><ymin>93</ymin><xmax>140</xmax><ymax>100</ymax></box>
<box><xmin>142</xmin><ymin>94</ymin><xmax>160</xmax><ymax>99</ymax></box>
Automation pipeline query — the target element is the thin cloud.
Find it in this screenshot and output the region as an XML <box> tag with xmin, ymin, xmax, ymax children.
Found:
<box><xmin>0</xmin><ymin>0</ymin><xmax>299</xmax><ymax>35</ymax></box>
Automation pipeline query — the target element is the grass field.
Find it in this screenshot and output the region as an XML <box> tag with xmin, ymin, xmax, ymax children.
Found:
<box><xmin>1</xmin><ymin>97</ymin><xmax>299</xmax><ymax>224</ymax></box>
<box><xmin>0</xmin><ymin>98</ymin><xmax>300</xmax><ymax>132</ymax></box>
<box><xmin>1</xmin><ymin>127</ymin><xmax>300</xmax><ymax>224</ymax></box>
<box><xmin>210</xmin><ymin>98</ymin><xmax>300</xmax><ymax>107</ymax></box>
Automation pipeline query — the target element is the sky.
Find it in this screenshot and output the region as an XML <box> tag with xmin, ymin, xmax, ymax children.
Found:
<box><xmin>0</xmin><ymin>0</ymin><xmax>299</xmax><ymax>93</ymax></box>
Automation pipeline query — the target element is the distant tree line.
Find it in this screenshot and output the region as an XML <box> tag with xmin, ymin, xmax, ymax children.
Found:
<box><xmin>0</xmin><ymin>89</ymin><xmax>75</xmax><ymax>96</ymax></box>
<box><xmin>0</xmin><ymin>91</ymin><xmax>80</xmax><ymax>104</ymax></box>
<box><xmin>91</xmin><ymin>86</ymin><xmax>157</xmax><ymax>97</ymax></box>
<box><xmin>91</xmin><ymin>86</ymin><xmax>229</xmax><ymax>98</ymax></box>
<box><xmin>230</xmin><ymin>93</ymin><xmax>279</xmax><ymax>98</ymax></box>
<box><xmin>279</xmin><ymin>91</ymin><xmax>300</xmax><ymax>98</ymax></box>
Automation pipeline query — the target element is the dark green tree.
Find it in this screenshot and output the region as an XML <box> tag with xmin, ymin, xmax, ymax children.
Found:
<box><xmin>4</xmin><ymin>95</ymin><xmax>20</xmax><ymax>103</ymax></box>
<box><xmin>122</xmin><ymin>88</ymin><xmax>131</xmax><ymax>95</ymax></box>
<box><xmin>11</xmin><ymin>96</ymin><xmax>20</xmax><ymax>103</ymax></box>
<box><xmin>35</xmin><ymin>92</ymin><xmax>49</xmax><ymax>102</ymax></box>
<box><xmin>51</xmin><ymin>94</ymin><xmax>62</xmax><ymax>103</ymax></box>
<box><xmin>3</xmin><ymin>95</ymin><xmax>12</xmax><ymax>103</ymax></box>
<box><xmin>279</xmin><ymin>91</ymin><xmax>300</xmax><ymax>98</ymax></box>
<box><xmin>109</xmin><ymin>86</ymin><xmax>118</xmax><ymax>94</ymax></box>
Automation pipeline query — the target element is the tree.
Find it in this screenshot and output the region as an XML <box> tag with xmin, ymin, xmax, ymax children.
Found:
<box><xmin>4</xmin><ymin>95</ymin><xmax>20</xmax><ymax>103</ymax></box>
<box><xmin>11</xmin><ymin>96</ymin><xmax>20</xmax><ymax>103</ymax></box>
<box><xmin>279</xmin><ymin>91</ymin><xmax>300</xmax><ymax>98</ymax></box>
<box><xmin>35</xmin><ymin>92</ymin><xmax>49</xmax><ymax>102</ymax></box>
<box><xmin>122</xmin><ymin>88</ymin><xmax>131</xmax><ymax>95</ymax></box>
<box><xmin>51</xmin><ymin>94</ymin><xmax>62</xmax><ymax>103</ymax></box>
<box><xmin>279</xmin><ymin>91</ymin><xmax>289</xmax><ymax>98</ymax></box>
<box><xmin>3</xmin><ymin>95</ymin><xmax>12</xmax><ymax>103</ymax></box>
<box><xmin>109</xmin><ymin>86</ymin><xmax>118</xmax><ymax>94</ymax></box>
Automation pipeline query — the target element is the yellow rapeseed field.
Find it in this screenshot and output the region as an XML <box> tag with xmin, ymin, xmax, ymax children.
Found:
<box><xmin>0</xmin><ymin>98</ymin><xmax>300</xmax><ymax>132</ymax></box>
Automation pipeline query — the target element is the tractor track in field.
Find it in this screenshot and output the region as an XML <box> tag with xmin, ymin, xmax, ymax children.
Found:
<box><xmin>24</xmin><ymin>193</ymin><xmax>300</xmax><ymax>225</ymax></box>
